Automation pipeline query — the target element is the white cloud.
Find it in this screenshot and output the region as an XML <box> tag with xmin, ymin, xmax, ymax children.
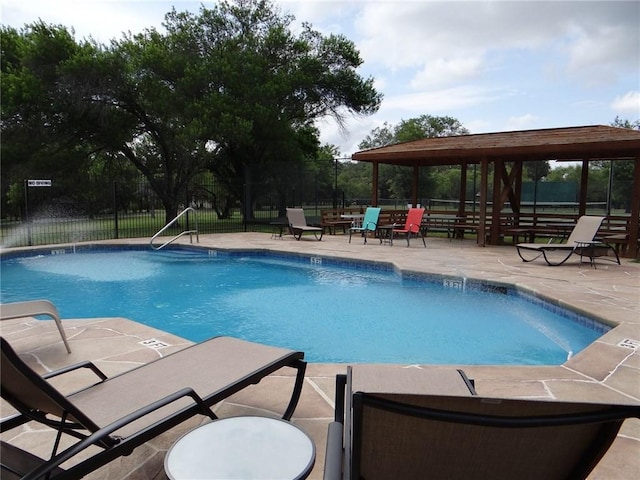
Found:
<box><xmin>464</xmin><ymin>119</ymin><xmax>493</xmax><ymax>134</ymax></box>
<box><xmin>504</xmin><ymin>114</ymin><xmax>539</xmax><ymax>131</ymax></box>
<box><xmin>611</xmin><ymin>91</ymin><xmax>640</xmax><ymax>116</ymax></box>
<box><xmin>410</xmin><ymin>56</ymin><xmax>484</xmax><ymax>89</ymax></box>
<box><xmin>353</xmin><ymin>1</ymin><xmax>639</xmax><ymax>88</ymax></box>
<box><xmin>317</xmin><ymin>115</ymin><xmax>380</xmax><ymax>156</ymax></box>
<box><xmin>1</xmin><ymin>0</ymin><xmax>171</xmax><ymax>42</ymax></box>
<box><xmin>382</xmin><ymin>86</ymin><xmax>509</xmax><ymax>113</ymax></box>
<box><xmin>563</xmin><ymin>23</ymin><xmax>638</xmax><ymax>86</ymax></box>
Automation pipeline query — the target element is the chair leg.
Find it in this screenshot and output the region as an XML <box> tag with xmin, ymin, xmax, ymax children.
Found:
<box><xmin>282</xmin><ymin>360</ymin><xmax>307</xmax><ymax>420</ymax></box>
<box><xmin>516</xmin><ymin>247</ymin><xmax>544</xmax><ymax>263</ymax></box>
<box><xmin>541</xmin><ymin>249</ymin><xmax>574</xmax><ymax>266</ymax></box>
<box><xmin>606</xmin><ymin>244</ymin><xmax>621</xmax><ymax>265</ymax></box>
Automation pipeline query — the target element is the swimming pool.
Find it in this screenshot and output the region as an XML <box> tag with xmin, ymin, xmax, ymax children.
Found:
<box><xmin>0</xmin><ymin>246</ymin><xmax>608</xmax><ymax>364</ymax></box>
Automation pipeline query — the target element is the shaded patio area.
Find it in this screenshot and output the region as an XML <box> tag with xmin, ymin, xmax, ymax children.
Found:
<box><xmin>352</xmin><ymin>125</ymin><xmax>640</xmax><ymax>257</ymax></box>
<box><xmin>1</xmin><ymin>232</ymin><xmax>639</xmax><ymax>479</ymax></box>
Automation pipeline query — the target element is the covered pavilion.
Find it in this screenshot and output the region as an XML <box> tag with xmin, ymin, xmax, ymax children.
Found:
<box><xmin>351</xmin><ymin>125</ymin><xmax>640</xmax><ymax>258</ymax></box>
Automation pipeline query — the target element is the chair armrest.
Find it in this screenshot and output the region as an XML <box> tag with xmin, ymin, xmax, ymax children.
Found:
<box><xmin>22</xmin><ymin>387</ymin><xmax>217</xmax><ymax>480</ymax></box>
<box><xmin>42</xmin><ymin>361</ymin><xmax>108</xmax><ymax>382</ymax></box>
<box><xmin>0</xmin><ymin>413</ymin><xmax>31</xmax><ymax>432</ymax></box>
<box><xmin>323</xmin><ymin>421</ymin><xmax>344</xmax><ymax>480</ymax></box>
<box><xmin>457</xmin><ymin>369</ymin><xmax>477</xmax><ymax>395</ymax></box>
<box><xmin>334</xmin><ymin>374</ymin><xmax>347</xmax><ymax>422</ymax></box>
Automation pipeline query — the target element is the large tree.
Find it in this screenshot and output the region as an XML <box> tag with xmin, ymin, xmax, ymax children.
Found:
<box><xmin>1</xmin><ymin>0</ymin><xmax>381</xmax><ymax>223</ymax></box>
<box><xmin>1</xmin><ymin>24</ymin><xmax>79</xmax><ymax>215</ymax></box>
<box><xmin>358</xmin><ymin>115</ymin><xmax>469</xmax><ymax>200</ymax></box>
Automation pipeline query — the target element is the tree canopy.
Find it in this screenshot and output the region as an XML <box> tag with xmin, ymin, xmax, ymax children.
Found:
<box><xmin>1</xmin><ymin>0</ymin><xmax>381</xmax><ymax>222</ymax></box>
<box><xmin>356</xmin><ymin>115</ymin><xmax>470</xmax><ymax>200</ymax></box>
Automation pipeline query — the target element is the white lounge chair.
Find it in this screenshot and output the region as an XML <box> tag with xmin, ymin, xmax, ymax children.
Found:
<box><xmin>516</xmin><ymin>216</ymin><xmax>619</xmax><ymax>266</ymax></box>
<box><xmin>0</xmin><ymin>300</ymin><xmax>71</xmax><ymax>353</ymax></box>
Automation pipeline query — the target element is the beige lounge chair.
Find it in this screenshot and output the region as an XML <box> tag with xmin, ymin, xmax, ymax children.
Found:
<box><xmin>0</xmin><ymin>300</ymin><xmax>71</xmax><ymax>353</ymax></box>
<box><xmin>0</xmin><ymin>335</ymin><xmax>306</xmax><ymax>479</ymax></box>
<box><xmin>324</xmin><ymin>366</ymin><xmax>639</xmax><ymax>480</ymax></box>
<box><xmin>286</xmin><ymin>208</ymin><xmax>323</xmax><ymax>241</ymax></box>
<box><xmin>516</xmin><ymin>215</ymin><xmax>619</xmax><ymax>266</ymax></box>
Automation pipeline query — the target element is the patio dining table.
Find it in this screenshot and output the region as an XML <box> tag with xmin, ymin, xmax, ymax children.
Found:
<box><xmin>341</xmin><ymin>213</ymin><xmax>365</xmax><ymax>228</ymax></box>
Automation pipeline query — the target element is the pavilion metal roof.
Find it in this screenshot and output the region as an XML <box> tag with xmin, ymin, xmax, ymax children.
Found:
<box><xmin>351</xmin><ymin>125</ymin><xmax>640</xmax><ymax>166</ymax></box>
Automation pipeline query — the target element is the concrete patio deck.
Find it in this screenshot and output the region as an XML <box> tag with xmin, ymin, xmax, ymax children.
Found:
<box><xmin>1</xmin><ymin>232</ymin><xmax>639</xmax><ymax>479</ymax></box>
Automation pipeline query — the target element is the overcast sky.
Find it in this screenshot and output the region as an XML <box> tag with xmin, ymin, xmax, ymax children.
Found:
<box><xmin>2</xmin><ymin>0</ymin><xmax>638</xmax><ymax>156</ymax></box>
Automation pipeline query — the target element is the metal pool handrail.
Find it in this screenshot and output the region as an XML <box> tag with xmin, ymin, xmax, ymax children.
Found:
<box><xmin>150</xmin><ymin>207</ymin><xmax>199</xmax><ymax>250</ymax></box>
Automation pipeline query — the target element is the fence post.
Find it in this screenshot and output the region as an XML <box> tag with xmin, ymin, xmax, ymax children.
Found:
<box><xmin>113</xmin><ymin>182</ymin><xmax>119</xmax><ymax>239</ymax></box>
<box><xmin>24</xmin><ymin>179</ymin><xmax>32</xmax><ymax>246</ymax></box>
<box><xmin>184</xmin><ymin>185</ymin><xmax>190</xmax><ymax>231</ymax></box>
<box><xmin>243</xmin><ymin>165</ymin><xmax>252</xmax><ymax>232</ymax></box>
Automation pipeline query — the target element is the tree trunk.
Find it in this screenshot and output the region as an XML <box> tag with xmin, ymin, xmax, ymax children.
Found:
<box><xmin>162</xmin><ymin>197</ymin><xmax>180</xmax><ymax>227</ymax></box>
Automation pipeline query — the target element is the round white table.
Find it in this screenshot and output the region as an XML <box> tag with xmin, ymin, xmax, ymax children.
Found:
<box><xmin>164</xmin><ymin>416</ymin><xmax>316</xmax><ymax>480</ymax></box>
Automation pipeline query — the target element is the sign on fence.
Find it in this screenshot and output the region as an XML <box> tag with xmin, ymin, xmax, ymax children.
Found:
<box><xmin>27</xmin><ymin>179</ymin><xmax>52</xmax><ymax>187</ymax></box>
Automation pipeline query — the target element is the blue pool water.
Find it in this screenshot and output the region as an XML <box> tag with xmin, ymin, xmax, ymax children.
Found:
<box><xmin>0</xmin><ymin>247</ymin><xmax>607</xmax><ymax>364</ymax></box>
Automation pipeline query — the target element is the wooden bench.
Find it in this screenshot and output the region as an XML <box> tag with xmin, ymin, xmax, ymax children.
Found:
<box><xmin>377</xmin><ymin>209</ymin><xmax>406</xmax><ymax>227</ymax></box>
<box><xmin>320</xmin><ymin>207</ymin><xmax>364</xmax><ymax>235</ymax></box>
<box><xmin>423</xmin><ymin>214</ymin><xmax>463</xmax><ymax>239</ymax></box>
<box><xmin>453</xmin><ymin>216</ymin><xmax>480</xmax><ymax>239</ymax></box>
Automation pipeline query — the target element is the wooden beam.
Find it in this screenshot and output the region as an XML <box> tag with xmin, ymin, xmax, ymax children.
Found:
<box><xmin>412</xmin><ymin>162</ymin><xmax>419</xmax><ymax>206</ymax></box>
<box><xmin>513</xmin><ymin>161</ymin><xmax>523</xmax><ymax>216</ymax></box>
<box><xmin>459</xmin><ymin>161</ymin><xmax>468</xmax><ymax>217</ymax></box>
<box><xmin>496</xmin><ymin>160</ymin><xmax>521</xmax><ymax>212</ymax></box>
<box><xmin>372</xmin><ymin>162</ymin><xmax>379</xmax><ymax>206</ymax></box>
<box><xmin>490</xmin><ymin>159</ymin><xmax>504</xmax><ymax>244</ymax></box>
<box><xmin>579</xmin><ymin>159</ymin><xmax>589</xmax><ymax>216</ymax></box>
<box><xmin>478</xmin><ymin>157</ymin><xmax>489</xmax><ymax>247</ymax></box>
<box><xmin>628</xmin><ymin>155</ymin><xmax>640</xmax><ymax>258</ymax></box>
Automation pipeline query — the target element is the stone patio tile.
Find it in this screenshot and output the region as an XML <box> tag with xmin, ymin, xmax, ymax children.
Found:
<box><xmin>464</xmin><ymin>365</ymin><xmax>583</xmax><ymax>382</ymax></box>
<box><xmin>624</xmin><ymin>351</ymin><xmax>640</xmax><ymax>368</ymax></box>
<box><xmin>620</xmin><ymin>417</ymin><xmax>640</xmax><ymax>439</ymax></box>
<box><xmin>84</xmin><ymin>442</ymin><xmax>164</xmax><ymax>480</ymax></box>
<box><xmin>587</xmin><ymin>436</ymin><xmax>640</xmax><ymax>480</ymax></box>
<box><xmin>566</xmin><ymin>342</ymin><xmax>634</xmax><ymax>381</ymax></box>
<box><xmin>224</xmin><ymin>375</ymin><xmax>335</xmax><ymax>419</ymax></box>
<box><xmin>306</xmin><ymin>375</ymin><xmax>341</xmax><ymax>406</ymax></box>
<box><xmin>474</xmin><ymin>379</ymin><xmax>553</xmax><ymax>399</ymax></box>
<box><xmin>544</xmin><ymin>379</ymin><xmax>638</xmax><ymax>403</ymax></box>
<box><xmin>295</xmin><ymin>418</ymin><xmax>330</xmax><ymax>480</ymax></box>
<box><xmin>604</xmin><ymin>365</ymin><xmax>640</xmax><ymax>398</ymax></box>
<box><xmin>597</xmin><ymin>324</ymin><xmax>640</xmax><ymax>347</ymax></box>
<box><xmin>305</xmin><ymin>363</ymin><xmax>348</xmax><ymax>378</ymax></box>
